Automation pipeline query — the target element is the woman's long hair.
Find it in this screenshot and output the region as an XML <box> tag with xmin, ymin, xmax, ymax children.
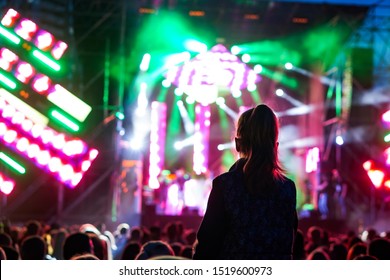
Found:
<box><xmin>236</xmin><ymin>104</ymin><xmax>285</xmax><ymax>194</ymax></box>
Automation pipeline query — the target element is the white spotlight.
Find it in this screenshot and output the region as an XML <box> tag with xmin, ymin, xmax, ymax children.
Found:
<box><xmin>130</xmin><ymin>138</ymin><xmax>143</xmax><ymax>150</ymax></box>
<box><xmin>276</xmin><ymin>89</ymin><xmax>284</xmax><ymax>96</ymax></box>
<box><xmin>336</xmin><ymin>135</ymin><xmax>344</xmax><ymax>146</ymax></box>
<box><xmin>174</xmin><ymin>141</ymin><xmax>183</xmax><ymax>150</ymax></box>
<box><xmin>216</xmin><ymin>97</ymin><xmax>225</xmax><ymax>106</ymax></box>
<box><xmin>285</xmin><ymin>62</ymin><xmax>293</xmax><ymax>70</ymax></box>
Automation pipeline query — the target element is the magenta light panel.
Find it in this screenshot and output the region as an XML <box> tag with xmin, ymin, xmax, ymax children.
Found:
<box><xmin>193</xmin><ymin>104</ymin><xmax>210</xmax><ymax>175</ymax></box>
<box><xmin>148</xmin><ymin>101</ymin><xmax>167</xmax><ymax>189</ymax></box>
<box><xmin>165</xmin><ymin>44</ymin><xmax>260</xmax><ymax>104</ymax></box>
<box><xmin>1</xmin><ymin>8</ymin><xmax>68</xmax><ymax>60</ymax></box>
<box><xmin>0</xmin><ymin>172</ymin><xmax>15</xmax><ymax>195</ymax></box>
<box><xmin>0</xmin><ymin>95</ymin><xmax>98</xmax><ymax>188</ymax></box>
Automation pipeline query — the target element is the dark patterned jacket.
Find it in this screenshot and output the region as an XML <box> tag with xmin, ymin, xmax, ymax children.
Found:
<box><xmin>193</xmin><ymin>159</ymin><xmax>298</xmax><ymax>259</ymax></box>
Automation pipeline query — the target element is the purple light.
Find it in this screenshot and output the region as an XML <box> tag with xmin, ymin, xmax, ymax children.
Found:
<box><xmin>26</xmin><ymin>143</ymin><xmax>40</xmax><ymax>158</ymax></box>
<box><xmin>32</xmin><ymin>74</ymin><xmax>50</xmax><ymax>93</ymax></box>
<box><xmin>148</xmin><ymin>102</ymin><xmax>167</xmax><ymax>189</ymax></box>
<box><xmin>48</xmin><ymin>157</ymin><xmax>62</xmax><ymax>173</ymax></box>
<box><xmin>1</xmin><ymin>9</ymin><xmax>68</xmax><ymax>61</ymax></box>
<box><xmin>0</xmin><ymin>98</ymin><xmax>98</xmax><ymax>187</ymax></box>
<box><xmin>37</xmin><ymin>150</ymin><xmax>51</xmax><ymax>166</ymax></box>
<box><xmin>0</xmin><ymin>172</ymin><xmax>15</xmax><ymax>195</ymax></box>
<box><xmin>16</xmin><ymin>137</ymin><xmax>29</xmax><ymax>152</ymax></box>
<box><xmin>15</xmin><ymin>62</ymin><xmax>35</xmax><ymax>83</ymax></box>
<box><xmin>1</xmin><ymin>9</ymin><xmax>20</xmax><ymax>27</ymax></box>
<box><xmin>0</xmin><ymin>48</ymin><xmax>19</xmax><ymax>71</ymax></box>
<box><xmin>21</xmin><ymin>119</ymin><xmax>33</xmax><ymax>132</ymax></box>
<box><xmin>4</xmin><ymin>129</ymin><xmax>17</xmax><ymax>143</ymax></box>
<box><xmin>35</xmin><ymin>30</ymin><xmax>54</xmax><ymax>50</ymax></box>
<box><xmin>51</xmin><ymin>41</ymin><xmax>68</xmax><ymax>60</ymax></box>
<box><xmin>193</xmin><ymin>104</ymin><xmax>210</xmax><ymax>174</ymax></box>
<box><xmin>15</xmin><ymin>19</ymin><xmax>37</xmax><ymax>41</ymax></box>
<box><xmin>383</xmin><ymin>110</ymin><xmax>390</xmax><ymax>123</ymax></box>
<box><xmin>165</xmin><ymin>44</ymin><xmax>261</xmax><ymax>104</ymax></box>
<box><xmin>81</xmin><ymin>160</ymin><xmax>91</xmax><ymax>172</ymax></box>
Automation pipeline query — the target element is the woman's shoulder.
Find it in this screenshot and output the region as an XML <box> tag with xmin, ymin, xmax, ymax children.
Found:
<box><xmin>277</xmin><ymin>176</ymin><xmax>297</xmax><ymax>191</ymax></box>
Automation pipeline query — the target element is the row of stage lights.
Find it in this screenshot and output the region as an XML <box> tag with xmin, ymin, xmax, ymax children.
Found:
<box><xmin>0</xmin><ymin>9</ymin><xmax>97</xmax><ymax>195</ymax></box>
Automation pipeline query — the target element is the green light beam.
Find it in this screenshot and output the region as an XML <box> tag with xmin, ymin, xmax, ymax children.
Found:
<box><xmin>0</xmin><ymin>152</ymin><xmax>26</xmax><ymax>174</ymax></box>
<box><xmin>50</xmin><ymin>109</ymin><xmax>80</xmax><ymax>132</ymax></box>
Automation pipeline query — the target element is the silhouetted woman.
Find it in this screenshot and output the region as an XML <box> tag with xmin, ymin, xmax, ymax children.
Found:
<box><xmin>193</xmin><ymin>104</ymin><xmax>298</xmax><ymax>259</ymax></box>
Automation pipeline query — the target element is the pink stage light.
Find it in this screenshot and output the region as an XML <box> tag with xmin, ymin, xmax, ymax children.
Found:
<box><xmin>35</xmin><ymin>30</ymin><xmax>54</xmax><ymax>51</ymax></box>
<box><xmin>148</xmin><ymin>102</ymin><xmax>167</xmax><ymax>189</ymax></box>
<box><xmin>385</xmin><ymin>180</ymin><xmax>390</xmax><ymax>189</ymax></box>
<box><xmin>0</xmin><ymin>97</ymin><xmax>98</xmax><ymax>187</ymax></box>
<box><xmin>15</xmin><ymin>62</ymin><xmax>35</xmax><ymax>83</ymax></box>
<box><xmin>306</xmin><ymin>147</ymin><xmax>320</xmax><ymax>173</ymax></box>
<box><xmin>11</xmin><ymin>111</ymin><xmax>24</xmax><ymax>125</ymax></box>
<box><xmin>383</xmin><ymin>110</ymin><xmax>390</xmax><ymax>123</ymax></box>
<box><xmin>36</xmin><ymin>150</ymin><xmax>51</xmax><ymax>166</ymax></box>
<box><xmin>0</xmin><ymin>48</ymin><xmax>19</xmax><ymax>71</ymax></box>
<box><xmin>16</xmin><ymin>137</ymin><xmax>29</xmax><ymax>152</ymax></box>
<box><xmin>363</xmin><ymin>160</ymin><xmax>372</xmax><ymax>171</ymax></box>
<box><xmin>15</xmin><ymin>19</ymin><xmax>37</xmax><ymax>41</ymax></box>
<box><xmin>385</xmin><ymin>147</ymin><xmax>390</xmax><ymax>166</ymax></box>
<box><xmin>367</xmin><ymin>169</ymin><xmax>385</xmax><ymax>188</ymax></box>
<box><xmin>26</xmin><ymin>143</ymin><xmax>40</xmax><ymax>158</ymax></box>
<box><xmin>1</xmin><ymin>9</ymin><xmax>20</xmax><ymax>27</ymax></box>
<box><xmin>193</xmin><ymin>104</ymin><xmax>210</xmax><ymax>175</ymax></box>
<box><xmin>48</xmin><ymin>157</ymin><xmax>62</xmax><ymax>173</ymax></box>
<box><xmin>1</xmin><ymin>9</ymin><xmax>68</xmax><ymax>60</ymax></box>
<box><xmin>81</xmin><ymin>160</ymin><xmax>91</xmax><ymax>172</ymax></box>
<box><xmin>165</xmin><ymin>44</ymin><xmax>260</xmax><ymax>105</ymax></box>
<box><xmin>51</xmin><ymin>41</ymin><xmax>68</xmax><ymax>60</ymax></box>
<box><xmin>0</xmin><ymin>173</ymin><xmax>15</xmax><ymax>195</ymax></box>
<box><xmin>63</xmin><ymin>140</ymin><xmax>86</xmax><ymax>156</ymax></box>
<box><xmin>21</xmin><ymin>119</ymin><xmax>33</xmax><ymax>132</ymax></box>
<box><xmin>4</xmin><ymin>129</ymin><xmax>17</xmax><ymax>143</ymax></box>
<box><xmin>31</xmin><ymin>74</ymin><xmax>50</xmax><ymax>93</ymax></box>
<box><xmin>40</xmin><ymin>128</ymin><xmax>54</xmax><ymax>144</ymax></box>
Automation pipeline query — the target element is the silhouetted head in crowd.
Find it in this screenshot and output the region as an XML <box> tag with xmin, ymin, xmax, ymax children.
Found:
<box><xmin>368</xmin><ymin>238</ymin><xmax>390</xmax><ymax>260</ymax></box>
<box><xmin>0</xmin><ymin>247</ymin><xmax>6</xmax><ymax>260</ymax></box>
<box><xmin>293</xmin><ymin>229</ymin><xmax>305</xmax><ymax>260</ymax></box>
<box><xmin>185</xmin><ymin>229</ymin><xmax>197</xmax><ymax>246</ymax></box>
<box><xmin>307</xmin><ymin>248</ymin><xmax>330</xmax><ymax>260</ymax></box>
<box><xmin>354</xmin><ymin>254</ymin><xmax>377</xmax><ymax>260</ymax></box>
<box><xmin>0</xmin><ymin>245</ymin><xmax>19</xmax><ymax>260</ymax></box>
<box><xmin>20</xmin><ymin>235</ymin><xmax>47</xmax><ymax>260</ymax></box>
<box><xmin>347</xmin><ymin>242</ymin><xmax>367</xmax><ymax>260</ymax></box>
<box><xmin>63</xmin><ymin>232</ymin><xmax>93</xmax><ymax>260</ymax></box>
<box><xmin>87</xmin><ymin>232</ymin><xmax>107</xmax><ymax>260</ymax></box>
<box><xmin>347</xmin><ymin>236</ymin><xmax>362</xmax><ymax>249</ymax></box>
<box><xmin>175</xmin><ymin>221</ymin><xmax>185</xmax><ymax>242</ymax></box>
<box><xmin>25</xmin><ymin>220</ymin><xmax>41</xmax><ymax>237</ymax></box>
<box><xmin>129</xmin><ymin>226</ymin><xmax>142</xmax><ymax>243</ymax></box>
<box><xmin>170</xmin><ymin>242</ymin><xmax>183</xmax><ymax>256</ymax></box>
<box><xmin>51</xmin><ymin>228</ymin><xmax>67</xmax><ymax>260</ymax></box>
<box><xmin>121</xmin><ymin>241</ymin><xmax>141</xmax><ymax>260</ymax></box>
<box><xmin>0</xmin><ymin>232</ymin><xmax>12</xmax><ymax>247</ymax></box>
<box><xmin>329</xmin><ymin>242</ymin><xmax>348</xmax><ymax>260</ymax></box>
<box><xmin>305</xmin><ymin>226</ymin><xmax>323</xmax><ymax>254</ymax></box>
<box><xmin>150</xmin><ymin>225</ymin><xmax>162</xmax><ymax>241</ymax></box>
<box><xmin>71</xmin><ymin>253</ymin><xmax>99</xmax><ymax>260</ymax></box>
<box><xmin>135</xmin><ymin>240</ymin><xmax>174</xmax><ymax>260</ymax></box>
<box><xmin>165</xmin><ymin>222</ymin><xmax>177</xmax><ymax>243</ymax></box>
<box><xmin>181</xmin><ymin>245</ymin><xmax>193</xmax><ymax>259</ymax></box>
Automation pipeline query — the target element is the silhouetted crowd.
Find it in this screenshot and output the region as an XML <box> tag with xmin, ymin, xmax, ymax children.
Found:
<box><xmin>0</xmin><ymin>218</ymin><xmax>389</xmax><ymax>260</ymax></box>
